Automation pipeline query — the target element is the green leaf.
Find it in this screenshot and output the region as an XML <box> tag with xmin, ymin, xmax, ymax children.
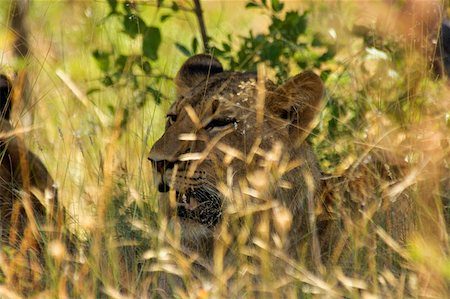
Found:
<box><xmin>171</xmin><ymin>2</ymin><xmax>179</xmax><ymax>12</ymax></box>
<box><xmin>222</xmin><ymin>42</ymin><xmax>231</xmax><ymax>52</ymax></box>
<box><xmin>92</xmin><ymin>50</ymin><xmax>110</xmax><ymax>72</ymax></box>
<box><xmin>115</xmin><ymin>55</ymin><xmax>128</xmax><ymax>71</ymax></box>
<box><xmin>142</xmin><ymin>27</ymin><xmax>161</xmax><ymax>60</ymax></box>
<box><xmin>102</xmin><ymin>75</ymin><xmax>114</xmax><ymax>86</ymax></box>
<box><xmin>271</xmin><ymin>0</ymin><xmax>284</xmax><ymax>12</ymax></box>
<box><xmin>107</xmin><ymin>0</ymin><xmax>117</xmax><ymax>12</ymax></box>
<box><xmin>269</xmin><ymin>11</ymin><xmax>307</xmax><ymax>42</ymax></box>
<box><xmin>312</xmin><ymin>33</ymin><xmax>324</xmax><ymax>47</ymax></box>
<box><xmin>320</xmin><ymin>69</ymin><xmax>331</xmax><ymax>82</ymax></box>
<box><xmin>123</xmin><ymin>14</ymin><xmax>147</xmax><ymax>38</ymax></box>
<box><xmin>147</xmin><ymin>86</ymin><xmax>163</xmax><ymax>104</ymax></box>
<box><xmin>260</xmin><ymin>40</ymin><xmax>283</xmax><ymax>61</ymax></box>
<box><xmin>191</xmin><ymin>37</ymin><xmax>198</xmax><ymax>54</ymax></box>
<box><xmin>318</xmin><ymin>49</ymin><xmax>335</xmax><ymax>63</ymax></box>
<box><xmin>160</xmin><ymin>14</ymin><xmax>171</xmax><ymax>22</ymax></box>
<box><xmin>175</xmin><ymin>43</ymin><xmax>192</xmax><ymax>57</ymax></box>
<box><xmin>245</xmin><ymin>2</ymin><xmax>259</xmax><ymax>9</ymax></box>
<box><xmin>142</xmin><ymin>61</ymin><xmax>152</xmax><ymax>74</ymax></box>
<box><xmin>86</xmin><ymin>88</ymin><xmax>101</xmax><ymax>95</ymax></box>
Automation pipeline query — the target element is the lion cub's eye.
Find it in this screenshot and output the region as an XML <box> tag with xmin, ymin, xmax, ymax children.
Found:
<box><xmin>204</xmin><ymin>118</ymin><xmax>237</xmax><ymax>131</ymax></box>
<box><xmin>166</xmin><ymin>114</ymin><xmax>177</xmax><ymax>125</ymax></box>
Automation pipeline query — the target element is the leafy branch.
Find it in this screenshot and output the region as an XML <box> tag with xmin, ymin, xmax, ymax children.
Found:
<box><xmin>91</xmin><ymin>0</ymin><xmax>336</xmax><ymax>129</ymax></box>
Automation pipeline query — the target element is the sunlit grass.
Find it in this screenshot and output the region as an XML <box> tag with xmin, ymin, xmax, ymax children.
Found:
<box><xmin>0</xmin><ymin>0</ymin><xmax>449</xmax><ymax>298</ymax></box>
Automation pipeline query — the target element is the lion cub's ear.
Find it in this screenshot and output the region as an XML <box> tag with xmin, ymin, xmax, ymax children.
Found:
<box><xmin>175</xmin><ymin>54</ymin><xmax>223</xmax><ymax>95</ymax></box>
<box><xmin>0</xmin><ymin>74</ymin><xmax>12</xmax><ymax>120</ymax></box>
<box><xmin>267</xmin><ymin>71</ymin><xmax>324</xmax><ymax>141</ymax></box>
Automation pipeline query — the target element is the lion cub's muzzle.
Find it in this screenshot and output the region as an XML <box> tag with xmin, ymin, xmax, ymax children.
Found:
<box><xmin>148</xmin><ymin>157</ymin><xmax>223</xmax><ymax>227</ymax></box>
<box><xmin>150</xmin><ymin>160</ymin><xmax>174</xmax><ymax>192</ymax></box>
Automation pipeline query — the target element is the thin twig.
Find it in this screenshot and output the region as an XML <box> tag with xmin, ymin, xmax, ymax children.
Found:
<box><xmin>11</xmin><ymin>0</ymin><xmax>29</xmax><ymax>58</ymax></box>
<box><xmin>138</xmin><ymin>1</ymin><xmax>193</xmax><ymax>12</ymax></box>
<box><xmin>10</xmin><ymin>0</ymin><xmax>33</xmax><ymax>126</ymax></box>
<box><xmin>192</xmin><ymin>0</ymin><xmax>209</xmax><ymax>52</ymax></box>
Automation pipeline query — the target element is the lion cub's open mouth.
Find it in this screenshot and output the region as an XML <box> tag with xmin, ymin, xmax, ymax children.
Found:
<box><xmin>171</xmin><ymin>188</ymin><xmax>223</xmax><ymax>227</ymax></box>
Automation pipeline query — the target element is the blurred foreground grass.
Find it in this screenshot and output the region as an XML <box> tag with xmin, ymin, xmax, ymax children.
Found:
<box><xmin>0</xmin><ymin>0</ymin><xmax>449</xmax><ymax>298</ymax></box>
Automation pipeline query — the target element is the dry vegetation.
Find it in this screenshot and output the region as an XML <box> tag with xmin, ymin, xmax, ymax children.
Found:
<box><xmin>0</xmin><ymin>1</ymin><xmax>449</xmax><ymax>298</ymax></box>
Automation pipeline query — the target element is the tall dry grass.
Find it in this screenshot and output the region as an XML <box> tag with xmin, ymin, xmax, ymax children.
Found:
<box><xmin>0</xmin><ymin>1</ymin><xmax>448</xmax><ymax>298</ymax></box>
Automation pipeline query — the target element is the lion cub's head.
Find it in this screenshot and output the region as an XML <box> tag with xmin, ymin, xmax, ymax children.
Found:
<box><xmin>149</xmin><ymin>54</ymin><xmax>324</xmax><ymax>243</ymax></box>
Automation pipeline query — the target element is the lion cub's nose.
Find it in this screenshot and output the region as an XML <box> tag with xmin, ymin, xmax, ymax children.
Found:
<box><xmin>154</xmin><ymin>160</ymin><xmax>175</xmax><ymax>174</ymax></box>
<box><xmin>148</xmin><ymin>151</ymin><xmax>175</xmax><ymax>174</ymax></box>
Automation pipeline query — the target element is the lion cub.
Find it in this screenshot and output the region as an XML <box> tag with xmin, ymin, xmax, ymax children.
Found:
<box><xmin>149</xmin><ymin>54</ymin><xmax>324</xmax><ymax>267</ymax></box>
<box><xmin>0</xmin><ymin>74</ymin><xmax>58</xmax><ymax>250</ymax></box>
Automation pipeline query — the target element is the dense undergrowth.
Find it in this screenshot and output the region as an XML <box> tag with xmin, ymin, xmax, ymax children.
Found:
<box><xmin>0</xmin><ymin>0</ymin><xmax>449</xmax><ymax>298</ymax></box>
